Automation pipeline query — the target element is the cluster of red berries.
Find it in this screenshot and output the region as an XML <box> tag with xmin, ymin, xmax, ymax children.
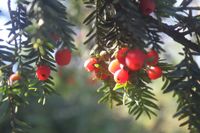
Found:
<box><xmin>84</xmin><ymin>57</ymin><xmax>110</xmax><ymax>81</ymax></box>
<box><xmin>9</xmin><ymin>48</ymin><xmax>72</xmax><ymax>83</ymax></box>
<box><xmin>113</xmin><ymin>48</ymin><xmax>162</xmax><ymax>84</ymax></box>
<box><xmin>84</xmin><ymin>48</ymin><xmax>162</xmax><ymax>84</ymax></box>
<box><xmin>9</xmin><ymin>0</ymin><xmax>156</xmax><ymax>84</ymax></box>
<box><xmin>117</xmin><ymin>48</ymin><xmax>162</xmax><ymax>83</ymax></box>
<box><xmin>140</xmin><ymin>0</ymin><xmax>156</xmax><ymax>16</ymax></box>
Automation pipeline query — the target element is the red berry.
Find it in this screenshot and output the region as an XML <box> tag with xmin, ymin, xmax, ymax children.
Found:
<box><xmin>9</xmin><ymin>72</ymin><xmax>21</xmax><ymax>82</ymax></box>
<box><xmin>116</xmin><ymin>48</ymin><xmax>128</xmax><ymax>64</ymax></box>
<box><xmin>114</xmin><ymin>69</ymin><xmax>129</xmax><ymax>84</ymax></box>
<box><xmin>36</xmin><ymin>65</ymin><xmax>51</xmax><ymax>81</ymax></box>
<box><xmin>84</xmin><ymin>58</ymin><xmax>98</xmax><ymax>72</ymax></box>
<box><xmin>94</xmin><ymin>70</ymin><xmax>109</xmax><ymax>80</ymax></box>
<box><xmin>146</xmin><ymin>50</ymin><xmax>159</xmax><ymax>66</ymax></box>
<box><xmin>94</xmin><ymin>62</ymin><xmax>110</xmax><ymax>80</ymax></box>
<box><xmin>125</xmin><ymin>49</ymin><xmax>146</xmax><ymax>71</ymax></box>
<box><xmin>140</xmin><ymin>0</ymin><xmax>156</xmax><ymax>16</ymax></box>
<box><xmin>55</xmin><ymin>48</ymin><xmax>71</xmax><ymax>66</ymax></box>
<box><xmin>8</xmin><ymin>72</ymin><xmax>21</xmax><ymax>85</ymax></box>
<box><xmin>147</xmin><ymin>66</ymin><xmax>162</xmax><ymax>80</ymax></box>
<box><xmin>108</xmin><ymin>59</ymin><xmax>121</xmax><ymax>74</ymax></box>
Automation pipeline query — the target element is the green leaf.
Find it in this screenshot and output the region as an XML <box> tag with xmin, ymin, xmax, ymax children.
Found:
<box><xmin>113</xmin><ymin>83</ymin><xmax>126</xmax><ymax>91</ymax></box>
<box><xmin>97</xmin><ymin>84</ymin><xmax>108</xmax><ymax>92</ymax></box>
<box><xmin>135</xmin><ymin>109</ymin><xmax>143</xmax><ymax>120</ymax></box>
<box><xmin>98</xmin><ymin>93</ymin><xmax>109</xmax><ymax>104</ymax></box>
<box><xmin>15</xmin><ymin>119</ymin><xmax>32</xmax><ymax>128</ymax></box>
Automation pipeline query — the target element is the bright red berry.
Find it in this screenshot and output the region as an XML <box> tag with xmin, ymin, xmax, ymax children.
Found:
<box><xmin>147</xmin><ymin>66</ymin><xmax>162</xmax><ymax>80</ymax></box>
<box><xmin>108</xmin><ymin>59</ymin><xmax>121</xmax><ymax>74</ymax></box>
<box><xmin>116</xmin><ymin>47</ymin><xmax>128</xmax><ymax>64</ymax></box>
<box><xmin>55</xmin><ymin>48</ymin><xmax>71</xmax><ymax>66</ymax></box>
<box><xmin>114</xmin><ymin>69</ymin><xmax>129</xmax><ymax>84</ymax></box>
<box><xmin>84</xmin><ymin>58</ymin><xmax>98</xmax><ymax>72</ymax></box>
<box><xmin>146</xmin><ymin>50</ymin><xmax>159</xmax><ymax>66</ymax></box>
<box><xmin>36</xmin><ymin>65</ymin><xmax>51</xmax><ymax>81</ymax></box>
<box><xmin>140</xmin><ymin>0</ymin><xmax>156</xmax><ymax>16</ymax></box>
<box><xmin>125</xmin><ymin>49</ymin><xmax>146</xmax><ymax>71</ymax></box>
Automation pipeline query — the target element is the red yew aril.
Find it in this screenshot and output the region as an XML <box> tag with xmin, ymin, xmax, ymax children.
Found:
<box><xmin>9</xmin><ymin>72</ymin><xmax>21</xmax><ymax>82</ymax></box>
<box><xmin>55</xmin><ymin>48</ymin><xmax>71</xmax><ymax>66</ymax></box>
<box><xmin>84</xmin><ymin>58</ymin><xmax>98</xmax><ymax>72</ymax></box>
<box><xmin>108</xmin><ymin>59</ymin><xmax>121</xmax><ymax>74</ymax></box>
<box><xmin>8</xmin><ymin>72</ymin><xmax>21</xmax><ymax>85</ymax></box>
<box><xmin>147</xmin><ymin>66</ymin><xmax>162</xmax><ymax>80</ymax></box>
<box><xmin>116</xmin><ymin>47</ymin><xmax>128</xmax><ymax>64</ymax></box>
<box><xmin>36</xmin><ymin>65</ymin><xmax>51</xmax><ymax>81</ymax></box>
<box><xmin>125</xmin><ymin>49</ymin><xmax>146</xmax><ymax>71</ymax></box>
<box><xmin>146</xmin><ymin>50</ymin><xmax>159</xmax><ymax>66</ymax></box>
<box><xmin>140</xmin><ymin>0</ymin><xmax>156</xmax><ymax>16</ymax></box>
<box><xmin>114</xmin><ymin>69</ymin><xmax>129</xmax><ymax>84</ymax></box>
<box><xmin>94</xmin><ymin>70</ymin><xmax>109</xmax><ymax>80</ymax></box>
<box><xmin>94</xmin><ymin>62</ymin><xmax>110</xmax><ymax>80</ymax></box>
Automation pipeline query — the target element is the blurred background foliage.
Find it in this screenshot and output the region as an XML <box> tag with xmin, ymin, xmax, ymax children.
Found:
<box><xmin>0</xmin><ymin>0</ymin><xmax>195</xmax><ymax>132</ymax></box>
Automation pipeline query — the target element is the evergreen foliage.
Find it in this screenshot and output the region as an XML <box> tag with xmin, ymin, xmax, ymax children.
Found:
<box><xmin>0</xmin><ymin>0</ymin><xmax>75</xmax><ymax>132</ymax></box>
<box><xmin>84</xmin><ymin>0</ymin><xmax>200</xmax><ymax>132</ymax></box>
<box><xmin>0</xmin><ymin>0</ymin><xmax>200</xmax><ymax>132</ymax></box>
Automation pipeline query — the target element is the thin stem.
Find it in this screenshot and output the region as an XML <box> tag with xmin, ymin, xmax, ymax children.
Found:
<box><xmin>175</xmin><ymin>6</ymin><xmax>200</xmax><ymax>11</ymax></box>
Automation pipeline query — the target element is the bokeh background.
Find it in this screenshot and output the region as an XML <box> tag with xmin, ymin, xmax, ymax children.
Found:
<box><xmin>0</xmin><ymin>0</ymin><xmax>200</xmax><ymax>133</ymax></box>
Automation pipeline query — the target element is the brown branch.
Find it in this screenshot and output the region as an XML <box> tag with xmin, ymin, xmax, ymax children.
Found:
<box><xmin>148</xmin><ymin>16</ymin><xmax>200</xmax><ymax>52</ymax></box>
<box><xmin>175</xmin><ymin>6</ymin><xmax>200</xmax><ymax>10</ymax></box>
